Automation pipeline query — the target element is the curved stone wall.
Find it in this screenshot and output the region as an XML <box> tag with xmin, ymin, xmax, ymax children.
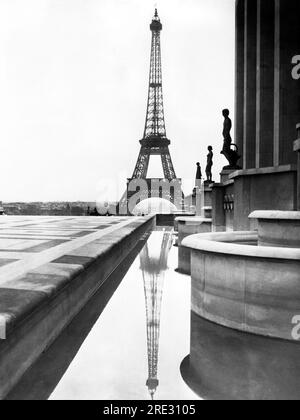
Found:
<box><xmin>182</xmin><ymin>232</ymin><xmax>300</xmax><ymax>341</ymax></box>
<box><xmin>181</xmin><ymin>313</ymin><xmax>300</xmax><ymax>400</ymax></box>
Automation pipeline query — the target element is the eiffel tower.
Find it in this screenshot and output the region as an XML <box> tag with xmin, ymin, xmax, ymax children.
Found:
<box><xmin>140</xmin><ymin>229</ymin><xmax>173</xmax><ymax>399</ymax></box>
<box><xmin>119</xmin><ymin>10</ymin><xmax>183</xmax><ymax>214</ymax></box>
<box><xmin>133</xmin><ymin>9</ymin><xmax>176</xmax><ymax>181</ymax></box>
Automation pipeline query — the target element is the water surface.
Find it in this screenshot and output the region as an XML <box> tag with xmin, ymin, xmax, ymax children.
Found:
<box><xmin>8</xmin><ymin>228</ymin><xmax>198</xmax><ymax>400</ymax></box>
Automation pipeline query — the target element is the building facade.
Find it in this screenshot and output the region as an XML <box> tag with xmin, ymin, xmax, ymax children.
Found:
<box><xmin>212</xmin><ymin>0</ymin><xmax>300</xmax><ymax>231</ymax></box>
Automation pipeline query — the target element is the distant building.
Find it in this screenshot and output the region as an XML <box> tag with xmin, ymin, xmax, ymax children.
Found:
<box><xmin>0</xmin><ymin>202</ymin><xmax>5</xmax><ymax>215</ymax></box>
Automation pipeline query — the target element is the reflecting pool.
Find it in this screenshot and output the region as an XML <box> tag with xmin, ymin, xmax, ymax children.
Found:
<box><xmin>7</xmin><ymin>225</ymin><xmax>300</xmax><ymax>401</ymax></box>
<box><xmin>7</xmin><ymin>228</ymin><xmax>198</xmax><ymax>400</ymax></box>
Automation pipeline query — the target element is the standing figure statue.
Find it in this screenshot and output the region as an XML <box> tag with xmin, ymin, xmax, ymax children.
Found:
<box><xmin>196</xmin><ymin>162</ymin><xmax>202</xmax><ymax>180</ymax></box>
<box><xmin>222</xmin><ymin>109</ymin><xmax>232</xmax><ymax>154</ymax></box>
<box><xmin>195</xmin><ymin>162</ymin><xmax>202</xmax><ymax>188</ymax></box>
<box><xmin>220</xmin><ymin>109</ymin><xmax>241</xmax><ymax>169</ymax></box>
<box><xmin>206</xmin><ymin>146</ymin><xmax>213</xmax><ymax>182</ymax></box>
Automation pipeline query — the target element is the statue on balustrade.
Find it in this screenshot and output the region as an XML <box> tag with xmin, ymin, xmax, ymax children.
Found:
<box><xmin>196</xmin><ymin>162</ymin><xmax>202</xmax><ymax>180</ymax></box>
<box><xmin>195</xmin><ymin>162</ymin><xmax>202</xmax><ymax>189</ymax></box>
<box><xmin>206</xmin><ymin>146</ymin><xmax>213</xmax><ymax>183</ymax></box>
<box><xmin>221</xmin><ymin>109</ymin><xmax>241</xmax><ymax>170</ymax></box>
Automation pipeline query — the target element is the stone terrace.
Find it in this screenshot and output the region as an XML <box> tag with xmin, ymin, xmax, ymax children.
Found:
<box><xmin>0</xmin><ymin>215</ymin><xmax>154</xmax><ymax>398</ymax></box>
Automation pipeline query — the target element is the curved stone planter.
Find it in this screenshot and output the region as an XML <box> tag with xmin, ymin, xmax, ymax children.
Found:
<box><xmin>182</xmin><ymin>231</ymin><xmax>300</xmax><ymax>341</ymax></box>
<box><xmin>176</xmin><ymin>217</ymin><xmax>212</xmax><ymax>274</ymax></box>
<box><xmin>249</xmin><ymin>210</ymin><xmax>300</xmax><ymax>248</ymax></box>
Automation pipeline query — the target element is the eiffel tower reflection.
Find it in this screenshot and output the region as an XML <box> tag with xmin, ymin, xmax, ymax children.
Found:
<box><xmin>140</xmin><ymin>228</ymin><xmax>174</xmax><ymax>400</ymax></box>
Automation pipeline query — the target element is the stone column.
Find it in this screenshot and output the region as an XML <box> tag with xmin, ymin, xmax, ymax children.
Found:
<box><xmin>243</xmin><ymin>0</ymin><xmax>257</xmax><ymax>169</ymax></box>
<box><xmin>274</xmin><ymin>0</ymin><xmax>300</xmax><ymax>167</ymax></box>
<box><xmin>256</xmin><ymin>0</ymin><xmax>275</xmax><ymax>168</ymax></box>
<box><xmin>235</xmin><ymin>0</ymin><xmax>245</xmax><ymax>160</ymax></box>
<box><xmin>294</xmin><ymin>124</ymin><xmax>300</xmax><ymax>210</ymax></box>
<box><xmin>273</xmin><ymin>0</ymin><xmax>280</xmax><ymax>166</ymax></box>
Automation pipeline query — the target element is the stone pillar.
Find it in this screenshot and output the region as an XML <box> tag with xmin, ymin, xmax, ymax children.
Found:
<box><xmin>256</xmin><ymin>0</ymin><xmax>275</xmax><ymax>168</ymax></box>
<box><xmin>294</xmin><ymin>124</ymin><xmax>300</xmax><ymax>210</ymax></box>
<box><xmin>274</xmin><ymin>0</ymin><xmax>300</xmax><ymax>167</ymax></box>
<box><xmin>273</xmin><ymin>0</ymin><xmax>280</xmax><ymax>166</ymax></box>
<box><xmin>235</xmin><ymin>0</ymin><xmax>245</xmax><ymax>160</ymax></box>
<box><xmin>233</xmin><ymin>175</ymin><xmax>251</xmax><ymax>231</ymax></box>
<box><xmin>211</xmin><ymin>185</ymin><xmax>226</xmax><ymax>232</ymax></box>
<box><xmin>243</xmin><ymin>0</ymin><xmax>257</xmax><ymax>169</ymax></box>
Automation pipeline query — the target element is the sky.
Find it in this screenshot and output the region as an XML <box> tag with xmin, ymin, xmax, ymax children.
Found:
<box><xmin>0</xmin><ymin>0</ymin><xmax>235</xmax><ymax>202</ymax></box>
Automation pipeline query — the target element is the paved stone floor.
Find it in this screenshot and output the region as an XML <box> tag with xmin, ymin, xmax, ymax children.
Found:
<box><xmin>0</xmin><ymin>214</ymin><xmax>154</xmax><ymax>397</ymax></box>
<box><xmin>0</xmin><ymin>216</ymin><xmax>133</xmax><ymax>286</ymax></box>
